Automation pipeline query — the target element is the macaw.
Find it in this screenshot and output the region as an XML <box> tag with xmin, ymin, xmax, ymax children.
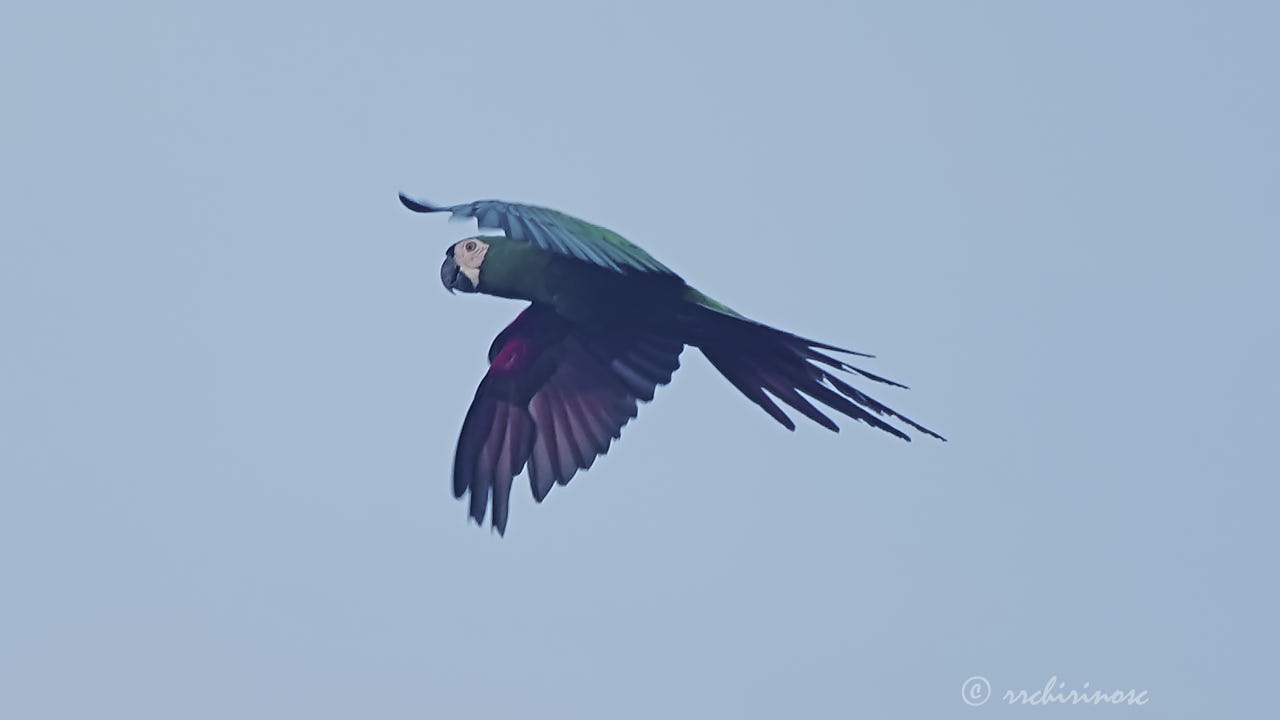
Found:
<box><xmin>401</xmin><ymin>193</ymin><xmax>944</xmax><ymax>534</ymax></box>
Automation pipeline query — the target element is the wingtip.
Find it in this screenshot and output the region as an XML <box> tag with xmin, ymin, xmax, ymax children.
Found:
<box><xmin>399</xmin><ymin>192</ymin><xmax>447</xmax><ymax>213</ymax></box>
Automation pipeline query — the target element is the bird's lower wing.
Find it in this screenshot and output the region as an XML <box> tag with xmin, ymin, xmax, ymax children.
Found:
<box><xmin>453</xmin><ymin>306</ymin><xmax>683</xmax><ymax>534</ymax></box>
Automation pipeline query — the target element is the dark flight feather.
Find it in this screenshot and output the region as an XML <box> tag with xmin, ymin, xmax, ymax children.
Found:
<box><xmin>684</xmin><ymin>304</ymin><xmax>946</xmax><ymax>442</ymax></box>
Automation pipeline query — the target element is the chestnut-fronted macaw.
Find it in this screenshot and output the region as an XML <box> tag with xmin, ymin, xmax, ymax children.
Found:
<box><xmin>401</xmin><ymin>193</ymin><xmax>943</xmax><ymax>534</ymax></box>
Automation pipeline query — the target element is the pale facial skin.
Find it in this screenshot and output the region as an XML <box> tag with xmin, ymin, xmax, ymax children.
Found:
<box><xmin>451</xmin><ymin>237</ymin><xmax>488</xmax><ymax>286</ymax></box>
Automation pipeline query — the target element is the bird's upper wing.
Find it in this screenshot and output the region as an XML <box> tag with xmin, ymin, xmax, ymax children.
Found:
<box><xmin>399</xmin><ymin>193</ymin><xmax>678</xmax><ymax>277</ymax></box>
<box><xmin>452</xmin><ymin>304</ymin><xmax>682</xmax><ymax>534</ymax></box>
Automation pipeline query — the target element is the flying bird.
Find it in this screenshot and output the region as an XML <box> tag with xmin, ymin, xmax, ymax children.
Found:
<box><xmin>401</xmin><ymin>193</ymin><xmax>944</xmax><ymax>534</ymax></box>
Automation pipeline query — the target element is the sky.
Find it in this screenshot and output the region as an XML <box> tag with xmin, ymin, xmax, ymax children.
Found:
<box><xmin>2</xmin><ymin>1</ymin><xmax>1277</xmax><ymax>717</ymax></box>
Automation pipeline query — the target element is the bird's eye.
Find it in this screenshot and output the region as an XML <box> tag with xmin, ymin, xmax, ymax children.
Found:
<box><xmin>464</xmin><ymin>240</ymin><xmax>477</xmax><ymax>253</ymax></box>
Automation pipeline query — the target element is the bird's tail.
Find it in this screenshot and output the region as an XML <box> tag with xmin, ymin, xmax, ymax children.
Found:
<box><xmin>678</xmin><ymin>300</ymin><xmax>945</xmax><ymax>441</ymax></box>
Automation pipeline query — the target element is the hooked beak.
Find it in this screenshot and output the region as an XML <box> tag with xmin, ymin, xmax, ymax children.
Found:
<box><xmin>440</xmin><ymin>251</ymin><xmax>475</xmax><ymax>294</ymax></box>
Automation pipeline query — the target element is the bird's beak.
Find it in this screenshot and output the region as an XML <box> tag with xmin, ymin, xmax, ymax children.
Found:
<box><xmin>440</xmin><ymin>252</ymin><xmax>475</xmax><ymax>294</ymax></box>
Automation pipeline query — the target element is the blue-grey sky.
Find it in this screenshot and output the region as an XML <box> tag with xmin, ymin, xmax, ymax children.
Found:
<box><xmin>2</xmin><ymin>2</ymin><xmax>1276</xmax><ymax>717</ymax></box>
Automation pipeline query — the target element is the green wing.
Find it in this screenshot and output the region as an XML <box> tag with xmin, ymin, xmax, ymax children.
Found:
<box><xmin>399</xmin><ymin>193</ymin><xmax>677</xmax><ymax>277</ymax></box>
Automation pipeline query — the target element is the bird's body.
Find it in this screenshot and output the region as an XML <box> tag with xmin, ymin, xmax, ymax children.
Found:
<box><xmin>473</xmin><ymin>234</ymin><xmax>688</xmax><ymax>325</ymax></box>
<box><xmin>402</xmin><ymin>193</ymin><xmax>943</xmax><ymax>534</ymax></box>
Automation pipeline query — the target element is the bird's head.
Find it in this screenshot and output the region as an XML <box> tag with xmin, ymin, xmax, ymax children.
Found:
<box><xmin>440</xmin><ymin>236</ymin><xmax>493</xmax><ymax>293</ymax></box>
